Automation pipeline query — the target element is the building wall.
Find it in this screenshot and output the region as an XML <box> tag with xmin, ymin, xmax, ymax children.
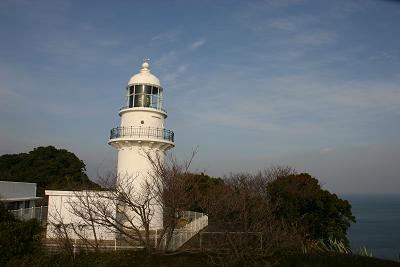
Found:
<box><xmin>46</xmin><ymin>190</ymin><xmax>116</xmax><ymax>240</ymax></box>
<box><xmin>116</xmin><ymin>147</ymin><xmax>164</xmax><ymax>229</ymax></box>
<box><xmin>120</xmin><ymin>108</ymin><xmax>165</xmax><ymax>128</ymax></box>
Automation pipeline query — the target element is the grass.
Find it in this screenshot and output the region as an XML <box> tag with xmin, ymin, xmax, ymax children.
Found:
<box><xmin>279</xmin><ymin>253</ymin><xmax>400</xmax><ymax>267</ymax></box>
<box><xmin>5</xmin><ymin>251</ymin><xmax>400</xmax><ymax>267</ymax></box>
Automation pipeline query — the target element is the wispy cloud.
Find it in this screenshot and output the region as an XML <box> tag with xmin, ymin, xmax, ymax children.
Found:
<box><xmin>291</xmin><ymin>30</ymin><xmax>335</xmax><ymax>45</ymax></box>
<box><xmin>163</xmin><ymin>64</ymin><xmax>189</xmax><ymax>84</ymax></box>
<box><xmin>151</xmin><ymin>30</ymin><xmax>180</xmax><ymax>43</ymax></box>
<box><xmin>267</xmin><ymin>18</ymin><xmax>296</xmax><ymax>31</ymax></box>
<box><xmin>97</xmin><ymin>40</ymin><xmax>121</xmax><ymax>47</ymax></box>
<box><xmin>155</xmin><ymin>37</ymin><xmax>207</xmax><ymax>83</ymax></box>
<box><xmin>154</xmin><ymin>50</ymin><xmax>178</xmax><ymax>67</ymax></box>
<box><xmin>367</xmin><ymin>51</ymin><xmax>395</xmax><ymax>61</ymax></box>
<box><xmin>319</xmin><ymin>147</ymin><xmax>336</xmax><ymax>155</ymax></box>
<box><xmin>190</xmin><ymin>38</ymin><xmax>206</xmax><ymax>50</ymax></box>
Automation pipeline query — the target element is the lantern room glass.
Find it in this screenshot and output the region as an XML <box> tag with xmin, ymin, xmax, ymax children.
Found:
<box><xmin>127</xmin><ymin>85</ymin><xmax>163</xmax><ymax>110</ymax></box>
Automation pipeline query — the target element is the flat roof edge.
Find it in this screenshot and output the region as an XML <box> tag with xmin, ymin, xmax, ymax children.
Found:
<box><xmin>1</xmin><ymin>197</ymin><xmax>42</xmax><ymax>201</ymax></box>
<box><xmin>0</xmin><ymin>180</ymin><xmax>37</xmax><ymax>185</ymax></box>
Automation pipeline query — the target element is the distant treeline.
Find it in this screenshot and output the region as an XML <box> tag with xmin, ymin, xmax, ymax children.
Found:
<box><xmin>0</xmin><ymin>146</ymin><xmax>99</xmax><ymax>196</ymax></box>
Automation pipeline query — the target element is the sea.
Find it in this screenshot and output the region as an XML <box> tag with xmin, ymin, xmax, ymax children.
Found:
<box><xmin>344</xmin><ymin>194</ymin><xmax>400</xmax><ymax>261</ymax></box>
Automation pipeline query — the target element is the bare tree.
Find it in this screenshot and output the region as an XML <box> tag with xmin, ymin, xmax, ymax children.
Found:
<box><xmin>47</xmin><ymin>149</ymin><xmax>199</xmax><ymax>254</ymax></box>
<box><xmin>197</xmin><ymin>166</ymin><xmax>305</xmax><ymax>266</ymax></box>
<box><xmin>47</xmin><ymin>190</ymin><xmax>115</xmax><ymax>254</ymax></box>
<box><xmin>47</xmin><ymin>208</ymin><xmax>75</xmax><ymax>255</ymax></box>
<box><xmin>146</xmin><ymin>149</ymin><xmax>198</xmax><ymax>250</ymax></box>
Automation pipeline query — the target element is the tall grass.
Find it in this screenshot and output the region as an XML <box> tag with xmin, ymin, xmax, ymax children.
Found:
<box><xmin>303</xmin><ymin>238</ymin><xmax>374</xmax><ymax>258</ymax></box>
<box><xmin>357</xmin><ymin>246</ymin><xmax>373</xmax><ymax>257</ymax></box>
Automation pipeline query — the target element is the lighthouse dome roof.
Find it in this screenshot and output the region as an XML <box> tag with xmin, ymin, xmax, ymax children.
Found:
<box><xmin>128</xmin><ymin>61</ymin><xmax>161</xmax><ymax>87</ymax></box>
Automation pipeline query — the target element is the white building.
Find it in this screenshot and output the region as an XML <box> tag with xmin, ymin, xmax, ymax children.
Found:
<box><xmin>45</xmin><ymin>190</ymin><xmax>116</xmax><ymax>240</ymax></box>
<box><xmin>108</xmin><ymin>59</ymin><xmax>174</xmax><ymax>229</ymax></box>
<box><xmin>0</xmin><ymin>181</ymin><xmax>46</xmax><ymax>221</ymax></box>
<box><xmin>46</xmin><ymin>60</ymin><xmax>175</xmax><ymax>239</ymax></box>
<box><xmin>0</xmin><ymin>181</ymin><xmax>41</xmax><ymax>210</ymax></box>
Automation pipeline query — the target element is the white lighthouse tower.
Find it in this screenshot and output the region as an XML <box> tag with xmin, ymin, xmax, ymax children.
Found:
<box><xmin>108</xmin><ymin>59</ymin><xmax>175</xmax><ymax>229</ymax></box>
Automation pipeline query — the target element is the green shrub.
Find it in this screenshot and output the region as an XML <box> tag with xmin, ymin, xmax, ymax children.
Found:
<box><xmin>0</xmin><ymin>202</ymin><xmax>42</xmax><ymax>265</ymax></box>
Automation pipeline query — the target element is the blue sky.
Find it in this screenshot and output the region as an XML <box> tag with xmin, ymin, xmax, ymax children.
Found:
<box><xmin>1</xmin><ymin>0</ymin><xmax>399</xmax><ymax>194</ymax></box>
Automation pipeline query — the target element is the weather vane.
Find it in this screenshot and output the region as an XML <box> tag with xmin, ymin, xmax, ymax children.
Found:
<box><xmin>143</xmin><ymin>57</ymin><xmax>150</xmax><ymax>64</ymax></box>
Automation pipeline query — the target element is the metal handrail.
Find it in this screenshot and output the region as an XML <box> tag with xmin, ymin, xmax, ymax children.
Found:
<box><xmin>119</xmin><ymin>106</ymin><xmax>167</xmax><ymax>113</ymax></box>
<box><xmin>110</xmin><ymin>126</ymin><xmax>174</xmax><ymax>142</ymax></box>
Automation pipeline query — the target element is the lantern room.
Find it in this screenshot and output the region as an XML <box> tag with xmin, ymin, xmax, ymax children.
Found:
<box><xmin>126</xmin><ymin>60</ymin><xmax>163</xmax><ymax>111</ymax></box>
<box><xmin>127</xmin><ymin>84</ymin><xmax>163</xmax><ymax>110</ymax></box>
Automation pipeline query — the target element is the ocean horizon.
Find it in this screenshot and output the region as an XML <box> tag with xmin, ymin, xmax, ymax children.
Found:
<box><xmin>343</xmin><ymin>194</ymin><xmax>400</xmax><ymax>261</ymax></box>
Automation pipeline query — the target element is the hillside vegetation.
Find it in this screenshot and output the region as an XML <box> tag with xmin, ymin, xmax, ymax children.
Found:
<box><xmin>0</xmin><ymin>146</ymin><xmax>99</xmax><ymax>195</ymax></box>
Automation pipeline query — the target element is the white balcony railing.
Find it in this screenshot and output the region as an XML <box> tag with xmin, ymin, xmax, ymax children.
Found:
<box><xmin>110</xmin><ymin>126</ymin><xmax>174</xmax><ymax>142</ymax></box>
<box><xmin>9</xmin><ymin>206</ymin><xmax>48</xmax><ymax>222</ymax></box>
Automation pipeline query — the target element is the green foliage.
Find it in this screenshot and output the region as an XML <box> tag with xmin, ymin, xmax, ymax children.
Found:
<box><xmin>267</xmin><ymin>173</ymin><xmax>356</xmax><ymax>242</ymax></box>
<box><xmin>0</xmin><ymin>202</ymin><xmax>42</xmax><ymax>265</ymax></box>
<box><xmin>184</xmin><ymin>172</ymin><xmax>224</xmax><ymax>212</ymax></box>
<box><xmin>0</xmin><ymin>146</ymin><xmax>99</xmax><ymax>194</ymax></box>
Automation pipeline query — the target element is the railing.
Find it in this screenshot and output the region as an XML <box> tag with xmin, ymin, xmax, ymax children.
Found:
<box><xmin>165</xmin><ymin>211</ymin><xmax>208</xmax><ymax>251</ymax></box>
<box><xmin>9</xmin><ymin>206</ymin><xmax>48</xmax><ymax>222</ymax></box>
<box><xmin>42</xmin><ymin>210</ymin><xmax>207</xmax><ymax>253</ymax></box>
<box><xmin>110</xmin><ymin>126</ymin><xmax>174</xmax><ymax>142</ymax></box>
<box><xmin>119</xmin><ymin>106</ymin><xmax>167</xmax><ymax>113</ymax></box>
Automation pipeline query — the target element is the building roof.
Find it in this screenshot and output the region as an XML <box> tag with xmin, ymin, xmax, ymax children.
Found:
<box><xmin>2</xmin><ymin>197</ymin><xmax>42</xmax><ymax>202</ymax></box>
<box><xmin>128</xmin><ymin>60</ymin><xmax>161</xmax><ymax>87</ymax></box>
<box><xmin>0</xmin><ymin>181</ymin><xmax>38</xmax><ymax>201</ymax></box>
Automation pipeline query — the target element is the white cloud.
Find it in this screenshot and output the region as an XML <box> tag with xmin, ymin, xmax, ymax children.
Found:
<box><xmin>291</xmin><ymin>30</ymin><xmax>335</xmax><ymax>45</ymax></box>
<box><xmin>154</xmin><ymin>50</ymin><xmax>178</xmax><ymax>67</ymax></box>
<box><xmin>151</xmin><ymin>30</ymin><xmax>180</xmax><ymax>43</ymax></box>
<box><xmin>97</xmin><ymin>40</ymin><xmax>121</xmax><ymax>47</ymax></box>
<box><xmin>190</xmin><ymin>38</ymin><xmax>206</xmax><ymax>50</ymax></box>
<box><xmin>163</xmin><ymin>64</ymin><xmax>189</xmax><ymax>84</ymax></box>
<box><xmin>320</xmin><ymin>147</ymin><xmax>336</xmax><ymax>155</ymax></box>
<box><xmin>367</xmin><ymin>51</ymin><xmax>395</xmax><ymax>61</ymax></box>
<box><xmin>268</xmin><ymin>18</ymin><xmax>296</xmax><ymax>31</ymax></box>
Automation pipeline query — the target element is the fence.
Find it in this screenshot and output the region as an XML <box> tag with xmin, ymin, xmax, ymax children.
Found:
<box><xmin>9</xmin><ymin>206</ymin><xmax>48</xmax><ymax>222</ymax></box>
<box><xmin>42</xmin><ymin>210</ymin><xmax>209</xmax><ymax>254</ymax></box>
<box><xmin>43</xmin><ymin>240</ymin><xmax>145</xmax><ymax>256</ymax></box>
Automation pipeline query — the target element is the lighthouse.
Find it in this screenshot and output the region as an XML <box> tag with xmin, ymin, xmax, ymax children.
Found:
<box><xmin>108</xmin><ymin>59</ymin><xmax>175</xmax><ymax>229</ymax></box>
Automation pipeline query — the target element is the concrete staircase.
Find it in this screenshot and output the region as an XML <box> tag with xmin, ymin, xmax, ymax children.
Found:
<box><xmin>164</xmin><ymin>211</ymin><xmax>208</xmax><ymax>251</ymax></box>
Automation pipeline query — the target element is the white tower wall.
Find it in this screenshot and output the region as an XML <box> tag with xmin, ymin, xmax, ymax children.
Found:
<box><xmin>109</xmin><ymin>61</ymin><xmax>174</xmax><ymax>230</ymax></box>
<box><xmin>120</xmin><ymin>108</ymin><xmax>166</xmax><ymax>128</ymax></box>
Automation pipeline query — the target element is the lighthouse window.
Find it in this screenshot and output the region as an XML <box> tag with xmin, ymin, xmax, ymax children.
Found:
<box><xmin>151</xmin><ymin>95</ymin><xmax>159</xmax><ymax>108</ymax></box>
<box><xmin>129</xmin><ymin>95</ymin><xmax>133</xmax><ymax>107</ymax></box>
<box><xmin>134</xmin><ymin>94</ymin><xmax>151</xmax><ymax>107</ymax></box>
<box><xmin>135</xmin><ymin>85</ymin><xmax>143</xmax><ymax>93</ymax></box>
<box><xmin>127</xmin><ymin>86</ymin><xmax>134</xmax><ymax>108</ymax></box>
<box><xmin>144</xmin><ymin>85</ymin><xmax>152</xmax><ymax>94</ymax></box>
<box><xmin>127</xmin><ymin>85</ymin><xmax>162</xmax><ymax>109</ymax></box>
